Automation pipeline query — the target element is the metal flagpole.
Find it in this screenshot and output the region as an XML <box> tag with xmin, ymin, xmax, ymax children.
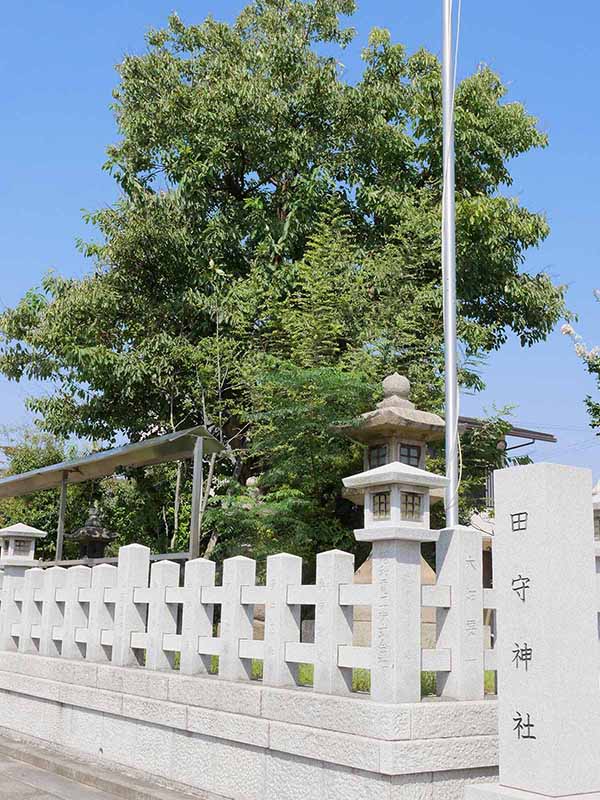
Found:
<box><xmin>442</xmin><ymin>0</ymin><xmax>459</xmax><ymax>527</ymax></box>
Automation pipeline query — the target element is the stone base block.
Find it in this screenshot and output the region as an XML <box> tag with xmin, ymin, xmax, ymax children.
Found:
<box><xmin>0</xmin><ymin>651</ymin><xmax>500</xmax><ymax>800</ymax></box>
<box><xmin>466</xmin><ymin>783</ymin><xmax>600</xmax><ymax>800</ymax></box>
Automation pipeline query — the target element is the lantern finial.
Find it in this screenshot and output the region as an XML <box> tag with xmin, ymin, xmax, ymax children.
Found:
<box><xmin>382</xmin><ymin>372</ymin><xmax>410</xmax><ymax>399</ymax></box>
<box><xmin>378</xmin><ymin>373</ymin><xmax>414</xmax><ymax>410</ymax></box>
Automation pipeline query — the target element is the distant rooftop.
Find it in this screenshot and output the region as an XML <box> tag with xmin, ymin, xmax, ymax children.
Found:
<box><xmin>458</xmin><ymin>417</ymin><xmax>558</xmax><ymax>444</ymax></box>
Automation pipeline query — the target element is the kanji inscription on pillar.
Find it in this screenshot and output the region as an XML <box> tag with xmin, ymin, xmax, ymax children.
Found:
<box><xmin>491</xmin><ymin>463</ymin><xmax>600</xmax><ymax>798</ymax></box>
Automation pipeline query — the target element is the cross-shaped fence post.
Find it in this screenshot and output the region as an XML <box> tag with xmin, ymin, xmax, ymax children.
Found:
<box><xmin>39</xmin><ymin>566</ymin><xmax>66</xmax><ymax>657</ymax></box>
<box><xmin>179</xmin><ymin>558</ymin><xmax>215</xmax><ymax>675</ymax></box>
<box><xmin>82</xmin><ymin>563</ymin><xmax>118</xmax><ymax>663</ymax></box>
<box><xmin>219</xmin><ymin>556</ymin><xmax>255</xmax><ymax>681</ymax></box>
<box><xmin>112</xmin><ymin>544</ymin><xmax>150</xmax><ymax>667</ymax></box>
<box><xmin>18</xmin><ymin>567</ymin><xmax>44</xmax><ymax>654</ymax></box>
<box><xmin>59</xmin><ymin>565</ymin><xmax>92</xmax><ymax>661</ymax></box>
<box><xmin>313</xmin><ymin>549</ymin><xmax>354</xmax><ymax>695</ymax></box>
<box><xmin>263</xmin><ymin>553</ymin><xmax>302</xmax><ymax>687</ymax></box>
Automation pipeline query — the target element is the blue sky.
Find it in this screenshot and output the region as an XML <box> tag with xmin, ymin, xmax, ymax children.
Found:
<box><xmin>1</xmin><ymin>1</ymin><xmax>599</xmax><ymax>474</ymax></box>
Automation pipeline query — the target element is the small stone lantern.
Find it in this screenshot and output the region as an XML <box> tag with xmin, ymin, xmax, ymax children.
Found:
<box><xmin>0</xmin><ymin>522</ymin><xmax>47</xmax><ymax>577</ymax></box>
<box><xmin>343</xmin><ymin>461</ymin><xmax>448</xmax><ymax>543</ymax></box>
<box><xmin>65</xmin><ymin>504</ymin><xmax>117</xmax><ymax>559</ymax></box>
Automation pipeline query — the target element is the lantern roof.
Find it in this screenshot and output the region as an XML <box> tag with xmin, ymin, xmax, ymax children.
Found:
<box><xmin>338</xmin><ymin>373</ymin><xmax>445</xmax><ymax>444</ymax></box>
<box><xmin>0</xmin><ymin>522</ymin><xmax>47</xmax><ymax>539</ymax></box>
<box><xmin>343</xmin><ymin>460</ymin><xmax>449</xmax><ymax>491</ymax></box>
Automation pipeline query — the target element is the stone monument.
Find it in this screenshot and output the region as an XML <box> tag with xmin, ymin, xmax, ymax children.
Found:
<box><xmin>465</xmin><ymin>463</ymin><xmax>600</xmax><ymax>800</ymax></box>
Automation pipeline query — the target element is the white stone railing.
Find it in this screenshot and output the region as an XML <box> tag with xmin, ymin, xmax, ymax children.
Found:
<box><xmin>0</xmin><ymin>527</ymin><xmax>498</xmax><ymax>704</ymax></box>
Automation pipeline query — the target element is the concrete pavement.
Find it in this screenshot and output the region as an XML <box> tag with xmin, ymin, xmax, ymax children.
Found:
<box><xmin>0</xmin><ymin>733</ymin><xmax>213</xmax><ymax>800</ymax></box>
<box><xmin>0</xmin><ymin>755</ymin><xmax>122</xmax><ymax>799</ymax></box>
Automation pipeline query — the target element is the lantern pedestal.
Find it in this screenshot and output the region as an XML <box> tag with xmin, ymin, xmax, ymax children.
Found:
<box><xmin>354</xmin><ymin>524</ymin><xmax>439</xmax><ymax>543</ymax></box>
<box><xmin>366</xmin><ymin>526</ymin><xmax>442</xmax><ymax>703</ymax></box>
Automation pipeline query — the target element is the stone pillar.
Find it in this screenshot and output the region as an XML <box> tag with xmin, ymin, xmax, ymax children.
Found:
<box><xmin>313</xmin><ymin>549</ymin><xmax>354</xmax><ymax>695</ymax></box>
<box><xmin>436</xmin><ymin>525</ymin><xmax>484</xmax><ymax>700</ymax></box>
<box><xmin>465</xmin><ymin>463</ymin><xmax>600</xmax><ymax>800</ymax></box>
<box><xmin>263</xmin><ymin>553</ymin><xmax>302</xmax><ymax>687</ymax></box>
<box><xmin>370</xmin><ymin>535</ymin><xmax>431</xmax><ymax>703</ymax></box>
<box><xmin>112</xmin><ymin>544</ymin><xmax>150</xmax><ymax>667</ymax></box>
<box><xmin>219</xmin><ymin>556</ymin><xmax>255</xmax><ymax>681</ymax></box>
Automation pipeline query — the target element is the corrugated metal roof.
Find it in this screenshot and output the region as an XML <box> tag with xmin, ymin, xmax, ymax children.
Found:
<box><xmin>458</xmin><ymin>416</ymin><xmax>558</xmax><ymax>444</ymax></box>
<box><xmin>0</xmin><ymin>426</ymin><xmax>224</xmax><ymax>498</ymax></box>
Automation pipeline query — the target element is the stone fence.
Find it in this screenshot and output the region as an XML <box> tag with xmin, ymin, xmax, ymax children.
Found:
<box><xmin>0</xmin><ymin>533</ymin><xmax>497</xmax><ymax>704</ymax></box>
<box><xmin>0</xmin><ymin>463</ymin><xmax>595</xmax><ymax>799</ymax></box>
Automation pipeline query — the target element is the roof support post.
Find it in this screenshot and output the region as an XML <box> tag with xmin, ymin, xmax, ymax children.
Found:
<box><xmin>189</xmin><ymin>437</ymin><xmax>204</xmax><ymax>560</ymax></box>
<box><xmin>56</xmin><ymin>471</ymin><xmax>68</xmax><ymax>561</ymax></box>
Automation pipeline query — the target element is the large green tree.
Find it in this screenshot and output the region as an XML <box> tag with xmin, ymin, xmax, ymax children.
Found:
<box><xmin>0</xmin><ymin>0</ymin><xmax>566</xmax><ymax>555</ymax></box>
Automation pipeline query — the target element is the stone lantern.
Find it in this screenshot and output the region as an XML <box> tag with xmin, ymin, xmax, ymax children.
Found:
<box><xmin>339</xmin><ymin>374</ymin><xmax>446</xmax><ymax>647</ymax></box>
<box><xmin>65</xmin><ymin>504</ymin><xmax>117</xmax><ymax>559</ymax></box>
<box><xmin>0</xmin><ymin>522</ymin><xmax>47</xmax><ymax>577</ymax></box>
<box><xmin>339</xmin><ymin>373</ymin><xmax>445</xmax><ymax>504</ymax></box>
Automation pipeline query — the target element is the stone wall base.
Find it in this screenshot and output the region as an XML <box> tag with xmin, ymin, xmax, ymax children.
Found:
<box><xmin>0</xmin><ymin>651</ymin><xmax>499</xmax><ymax>800</ymax></box>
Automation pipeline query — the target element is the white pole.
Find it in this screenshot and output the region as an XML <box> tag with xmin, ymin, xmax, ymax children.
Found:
<box><xmin>442</xmin><ymin>0</ymin><xmax>459</xmax><ymax>527</ymax></box>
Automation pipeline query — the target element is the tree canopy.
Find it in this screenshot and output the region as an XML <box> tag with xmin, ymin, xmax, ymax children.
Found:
<box><xmin>0</xmin><ymin>0</ymin><xmax>566</xmax><ymax>557</ymax></box>
<box><xmin>0</xmin><ymin>428</ymin><xmax>89</xmax><ymax>559</ymax></box>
